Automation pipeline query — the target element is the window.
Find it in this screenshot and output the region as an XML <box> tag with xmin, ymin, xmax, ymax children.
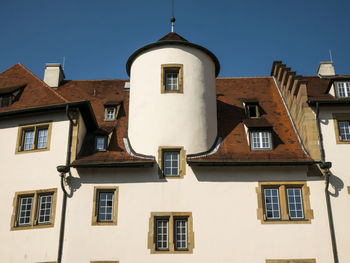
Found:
<box><xmin>246</xmin><ymin>104</ymin><xmax>260</xmax><ymax>118</ymax></box>
<box><xmin>92</xmin><ymin>187</ymin><xmax>118</xmax><ymax>225</ymax></box>
<box><xmin>250</xmin><ymin>130</ymin><xmax>272</xmax><ymax>150</ymax></box>
<box><xmin>148</xmin><ymin>212</ymin><xmax>194</xmax><ymax>254</ymax></box>
<box><xmin>335</xmin><ymin>81</ymin><xmax>350</xmax><ymax>98</ymax></box>
<box><xmin>333</xmin><ymin>114</ymin><xmax>350</xmax><ymax>144</ymax></box>
<box><xmin>256</xmin><ymin>182</ymin><xmax>313</xmax><ymax>224</ymax></box>
<box><xmin>95</xmin><ymin>136</ymin><xmax>107</xmax><ymax>151</ymax></box>
<box><xmin>158</xmin><ymin>146</ymin><xmax>186</xmax><ymax>178</ymax></box>
<box><xmin>161</xmin><ymin>64</ymin><xmax>183</xmax><ymax>93</ymax></box>
<box><xmin>16</xmin><ymin>122</ymin><xmax>52</xmax><ymax>153</ymax></box>
<box><xmin>11</xmin><ymin>188</ymin><xmax>57</xmax><ymax>230</ymax></box>
<box><xmin>104</xmin><ymin>107</ymin><xmax>116</xmax><ymax>121</ymax></box>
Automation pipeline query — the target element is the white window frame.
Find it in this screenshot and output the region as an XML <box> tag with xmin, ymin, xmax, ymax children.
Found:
<box><xmin>335</xmin><ymin>81</ymin><xmax>350</xmax><ymax>98</ymax></box>
<box><xmin>250</xmin><ymin>130</ymin><xmax>272</xmax><ymax>150</ymax></box>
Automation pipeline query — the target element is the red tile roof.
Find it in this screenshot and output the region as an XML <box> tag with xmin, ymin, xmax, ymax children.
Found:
<box><xmin>0</xmin><ymin>64</ymin><xmax>312</xmax><ymax>165</ymax></box>
<box><xmin>158</xmin><ymin>32</ymin><xmax>188</xmax><ymax>42</ymax></box>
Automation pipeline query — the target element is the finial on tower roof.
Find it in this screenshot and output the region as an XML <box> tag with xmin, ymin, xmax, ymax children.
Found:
<box><xmin>170</xmin><ymin>0</ymin><xmax>175</xmax><ymax>32</ymax></box>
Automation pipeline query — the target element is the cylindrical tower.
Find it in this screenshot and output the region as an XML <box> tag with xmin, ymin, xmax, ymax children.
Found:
<box><xmin>126</xmin><ymin>32</ymin><xmax>220</xmax><ymax>155</ymax></box>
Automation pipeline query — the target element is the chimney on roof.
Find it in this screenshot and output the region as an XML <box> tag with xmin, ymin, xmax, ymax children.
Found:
<box><xmin>43</xmin><ymin>63</ymin><xmax>65</xmax><ymax>88</ymax></box>
<box><xmin>317</xmin><ymin>62</ymin><xmax>335</xmax><ymax>77</ymax></box>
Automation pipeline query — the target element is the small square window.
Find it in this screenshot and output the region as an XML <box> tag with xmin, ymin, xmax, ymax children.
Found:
<box><xmin>92</xmin><ymin>187</ymin><xmax>118</xmax><ymax>226</ymax></box>
<box><xmin>11</xmin><ymin>189</ymin><xmax>57</xmax><ymax>230</ymax></box>
<box><xmin>335</xmin><ymin>81</ymin><xmax>350</xmax><ymax>98</ymax></box>
<box><xmin>16</xmin><ymin>123</ymin><xmax>52</xmax><ymax>153</ymax></box>
<box><xmin>104</xmin><ymin>105</ymin><xmax>120</xmax><ymax>121</ymax></box>
<box><xmin>158</xmin><ymin>147</ymin><xmax>186</xmax><ymax>178</ymax></box>
<box><xmin>250</xmin><ymin>131</ymin><xmax>272</xmax><ymax>150</ymax></box>
<box><xmin>246</xmin><ymin>104</ymin><xmax>260</xmax><ymax>118</ymax></box>
<box><xmin>161</xmin><ymin>64</ymin><xmax>183</xmax><ymax>93</ymax></box>
<box><xmin>95</xmin><ymin>136</ymin><xmax>107</xmax><ymax>151</ymax></box>
<box><xmin>148</xmin><ymin>212</ymin><xmax>193</xmax><ymax>254</ymax></box>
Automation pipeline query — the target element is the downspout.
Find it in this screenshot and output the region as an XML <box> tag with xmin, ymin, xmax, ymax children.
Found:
<box><xmin>57</xmin><ymin>105</ymin><xmax>74</xmax><ymax>263</ymax></box>
<box><xmin>316</xmin><ymin>102</ymin><xmax>339</xmax><ymax>263</ymax></box>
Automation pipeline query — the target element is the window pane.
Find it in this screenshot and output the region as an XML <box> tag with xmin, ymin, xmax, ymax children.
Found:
<box><xmin>339</xmin><ymin>121</ymin><xmax>350</xmax><ymax>141</ymax></box>
<box><xmin>252</xmin><ymin>131</ymin><xmax>271</xmax><ymax>149</ymax></box>
<box><xmin>18</xmin><ymin>196</ymin><xmax>33</xmax><ymax>225</ymax></box>
<box><xmin>337</xmin><ymin>82</ymin><xmax>350</xmax><ymax>98</ymax></box>
<box><xmin>163</xmin><ymin>151</ymin><xmax>180</xmax><ymax>176</ymax></box>
<box><xmin>165</xmin><ymin>72</ymin><xmax>179</xmax><ymax>91</ymax></box>
<box><xmin>287</xmin><ymin>188</ymin><xmax>304</xmax><ymax>219</ymax></box>
<box><xmin>38</xmin><ymin>194</ymin><xmax>53</xmax><ymax>224</ymax></box>
<box><xmin>37</xmin><ymin>128</ymin><xmax>48</xmax><ymax>149</ymax></box>
<box><xmin>106</xmin><ymin>108</ymin><xmax>115</xmax><ymax>120</ymax></box>
<box><xmin>23</xmin><ymin>130</ymin><xmax>34</xmax><ymax>150</ymax></box>
<box><xmin>264</xmin><ymin>188</ymin><xmax>281</xmax><ymax>219</ymax></box>
<box><xmin>98</xmin><ymin>192</ymin><xmax>114</xmax><ymax>222</ymax></box>
<box><xmin>156</xmin><ymin>219</ymin><xmax>168</xmax><ymax>249</ymax></box>
<box><xmin>175</xmin><ymin>219</ymin><xmax>187</xmax><ymax>249</ymax></box>
<box><xmin>96</xmin><ymin>137</ymin><xmax>106</xmax><ymax>150</ymax></box>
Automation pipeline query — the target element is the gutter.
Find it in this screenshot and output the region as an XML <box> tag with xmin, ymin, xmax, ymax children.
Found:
<box><xmin>315</xmin><ymin>102</ymin><xmax>339</xmax><ymax>263</ymax></box>
<box><xmin>187</xmin><ymin>160</ymin><xmax>316</xmax><ymax>166</ymax></box>
<box><xmin>56</xmin><ymin>105</ymin><xmax>75</xmax><ymax>263</ymax></box>
<box><xmin>308</xmin><ymin>99</ymin><xmax>350</xmax><ymax>106</ymax></box>
<box><xmin>0</xmin><ymin>101</ymin><xmax>98</xmax><ymax>131</ymax></box>
<box><xmin>70</xmin><ymin>161</ymin><xmax>154</xmax><ymax>168</ymax></box>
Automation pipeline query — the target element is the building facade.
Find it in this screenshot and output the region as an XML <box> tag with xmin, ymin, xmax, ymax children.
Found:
<box><xmin>0</xmin><ymin>32</ymin><xmax>348</xmax><ymax>263</ymax></box>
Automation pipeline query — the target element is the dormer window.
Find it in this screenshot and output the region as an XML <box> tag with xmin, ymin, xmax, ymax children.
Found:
<box><xmin>250</xmin><ymin>130</ymin><xmax>272</xmax><ymax>150</ymax></box>
<box><xmin>105</xmin><ymin>107</ymin><xmax>116</xmax><ymax>121</ymax></box>
<box><xmin>0</xmin><ymin>86</ymin><xmax>24</xmax><ymax>108</ymax></box>
<box><xmin>95</xmin><ymin>136</ymin><xmax>107</xmax><ymax>151</ymax></box>
<box><xmin>246</xmin><ymin>104</ymin><xmax>260</xmax><ymax>118</ymax></box>
<box><xmin>335</xmin><ymin>81</ymin><xmax>350</xmax><ymax>98</ymax></box>
<box><xmin>161</xmin><ymin>64</ymin><xmax>183</xmax><ymax>93</ymax></box>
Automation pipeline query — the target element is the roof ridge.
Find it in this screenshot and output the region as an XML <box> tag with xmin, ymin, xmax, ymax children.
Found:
<box><xmin>17</xmin><ymin>63</ymin><xmax>69</xmax><ymax>103</ymax></box>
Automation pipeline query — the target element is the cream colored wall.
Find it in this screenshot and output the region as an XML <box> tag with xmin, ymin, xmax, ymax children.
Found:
<box><xmin>0</xmin><ymin>112</ymin><xmax>70</xmax><ymax>263</ymax></box>
<box><xmin>128</xmin><ymin>46</ymin><xmax>217</xmax><ymax>155</ymax></box>
<box><xmin>62</xmin><ymin>165</ymin><xmax>332</xmax><ymax>263</ymax></box>
<box><xmin>319</xmin><ymin>107</ymin><xmax>350</xmax><ymax>263</ymax></box>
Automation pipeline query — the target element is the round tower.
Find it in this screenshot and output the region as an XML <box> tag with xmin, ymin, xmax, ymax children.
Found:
<box><xmin>126</xmin><ymin>32</ymin><xmax>220</xmax><ymax>155</ymax></box>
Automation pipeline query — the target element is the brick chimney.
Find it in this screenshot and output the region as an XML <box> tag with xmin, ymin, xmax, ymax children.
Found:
<box><xmin>43</xmin><ymin>63</ymin><xmax>65</xmax><ymax>88</ymax></box>
<box><xmin>317</xmin><ymin>62</ymin><xmax>335</xmax><ymax>77</ymax></box>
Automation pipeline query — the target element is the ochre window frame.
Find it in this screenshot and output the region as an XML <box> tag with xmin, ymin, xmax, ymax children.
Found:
<box><xmin>92</xmin><ymin>186</ymin><xmax>119</xmax><ymax>226</ymax></box>
<box><xmin>158</xmin><ymin>146</ymin><xmax>186</xmax><ymax>178</ymax></box>
<box><xmin>161</xmin><ymin>64</ymin><xmax>183</xmax><ymax>94</ymax></box>
<box><xmin>15</xmin><ymin>122</ymin><xmax>52</xmax><ymax>154</ymax></box>
<box><xmin>266</xmin><ymin>259</ymin><xmax>316</xmax><ymax>263</ymax></box>
<box><xmin>333</xmin><ymin>113</ymin><xmax>350</xmax><ymax>144</ymax></box>
<box><xmin>104</xmin><ymin>104</ymin><xmax>121</xmax><ymax>121</ymax></box>
<box><xmin>256</xmin><ymin>181</ymin><xmax>313</xmax><ymax>224</ymax></box>
<box><xmin>148</xmin><ymin>212</ymin><xmax>194</xmax><ymax>254</ymax></box>
<box><xmin>11</xmin><ymin>188</ymin><xmax>57</xmax><ymax>231</ymax></box>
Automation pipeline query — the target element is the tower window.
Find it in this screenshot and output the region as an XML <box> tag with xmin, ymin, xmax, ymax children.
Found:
<box><xmin>161</xmin><ymin>64</ymin><xmax>183</xmax><ymax>93</ymax></box>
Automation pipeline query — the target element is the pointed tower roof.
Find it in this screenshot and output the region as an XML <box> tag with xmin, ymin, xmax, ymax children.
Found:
<box><xmin>126</xmin><ymin>32</ymin><xmax>220</xmax><ymax>77</ymax></box>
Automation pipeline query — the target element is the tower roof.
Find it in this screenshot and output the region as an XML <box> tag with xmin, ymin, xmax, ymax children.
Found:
<box><xmin>126</xmin><ymin>32</ymin><xmax>220</xmax><ymax>77</ymax></box>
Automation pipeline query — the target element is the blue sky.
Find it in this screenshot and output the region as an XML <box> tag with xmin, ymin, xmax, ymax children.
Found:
<box><xmin>1</xmin><ymin>0</ymin><xmax>349</xmax><ymax>80</ymax></box>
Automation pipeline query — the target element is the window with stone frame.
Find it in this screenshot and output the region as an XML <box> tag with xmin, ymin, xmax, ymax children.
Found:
<box><xmin>161</xmin><ymin>64</ymin><xmax>183</xmax><ymax>93</ymax></box>
<box><xmin>92</xmin><ymin>187</ymin><xmax>119</xmax><ymax>226</ymax></box>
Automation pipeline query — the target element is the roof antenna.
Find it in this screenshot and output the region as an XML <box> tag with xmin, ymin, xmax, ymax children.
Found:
<box><xmin>329</xmin><ymin>49</ymin><xmax>333</xmax><ymax>63</ymax></box>
<box><xmin>62</xmin><ymin>56</ymin><xmax>66</xmax><ymax>70</ymax></box>
<box><xmin>170</xmin><ymin>0</ymin><xmax>176</xmax><ymax>32</ymax></box>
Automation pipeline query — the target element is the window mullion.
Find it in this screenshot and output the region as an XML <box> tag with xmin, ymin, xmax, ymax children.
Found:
<box><xmin>279</xmin><ymin>185</ymin><xmax>288</xmax><ymax>220</ymax></box>
<box><xmin>31</xmin><ymin>192</ymin><xmax>38</xmax><ymax>226</ymax></box>
<box><xmin>169</xmin><ymin>215</ymin><xmax>174</xmax><ymax>251</ymax></box>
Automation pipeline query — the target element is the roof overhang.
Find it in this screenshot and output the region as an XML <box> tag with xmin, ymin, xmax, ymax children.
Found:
<box><xmin>0</xmin><ymin>101</ymin><xmax>98</xmax><ymax>131</ymax></box>
<box><xmin>70</xmin><ymin>161</ymin><xmax>154</xmax><ymax>168</ymax></box>
<box><xmin>308</xmin><ymin>99</ymin><xmax>350</xmax><ymax>106</ymax></box>
<box><xmin>187</xmin><ymin>160</ymin><xmax>316</xmax><ymax>166</ymax></box>
<box><xmin>126</xmin><ymin>40</ymin><xmax>220</xmax><ymax>77</ymax></box>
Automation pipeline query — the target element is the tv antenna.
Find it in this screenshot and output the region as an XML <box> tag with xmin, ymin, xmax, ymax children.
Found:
<box><xmin>329</xmin><ymin>49</ymin><xmax>333</xmax><ymax>63</ymax></box>
<box><xmin>62</xmin><ymin>56</ymin><xmax>66</xmax><ymax>70</ymax></box>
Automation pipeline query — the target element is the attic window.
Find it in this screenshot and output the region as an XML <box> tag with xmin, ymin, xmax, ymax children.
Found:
<box><xmin>246</xmin><ymin>104</ymin><xmax>260</xmax><ymax>118</ymax></box>
<box><xmin>104</xmin><ymin>104</ymin><xmax>120</xmax><ymax>121</ymax></box>
<box><xmin>335</xmin><ymin>81</ymin><xmax>350</xmax><ymax>98</ymax></box>
<box><xmin>0</xmin><ymin>87</ymin><xmax>23</xmax><ymax>108</ymax></box>
<box><xmin>95</xmin><ymin>136</ymin><xmax>107</xmax><ymax>151</ymax></box>
<box><xmin>250</xmin><ymin>130</ymin><xmax>272</xmax><ymax>150</ymax></box>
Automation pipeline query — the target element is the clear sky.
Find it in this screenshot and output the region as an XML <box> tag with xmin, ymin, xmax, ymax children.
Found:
<box><xmin>1</xmin><ymin>0</ymin><xmax>349</xmax><ymax>80</ymax></box>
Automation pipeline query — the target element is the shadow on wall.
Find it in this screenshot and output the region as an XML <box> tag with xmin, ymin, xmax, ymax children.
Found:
<box><xmin>328</xmin><ymin>172</ymin><xmax>344</xmax><ymax>198</ymax></box>
<box><xmin>191</xmin><ymin>166</ymin><xmax>324</xmax><ymax>183</ymax></box>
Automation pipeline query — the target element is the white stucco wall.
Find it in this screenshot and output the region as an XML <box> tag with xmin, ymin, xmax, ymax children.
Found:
<box><xmin>0</xmin><ymin>112</ymin><xmax>70</xmax><ymax>263</ymax></box>
<box><xmin>61</xmin><ymin>165</ymin><xmax>333</xmax><ymax>263</ymax></box>
<box><xmin>128</xmin><ymin>45</ymin><xmax>217</xmax><ymax>155</ymax></box>
<box><xmin>319</xmin><ymin>107</ymin><xmax>350</xmax><ymax>263</ymax></box>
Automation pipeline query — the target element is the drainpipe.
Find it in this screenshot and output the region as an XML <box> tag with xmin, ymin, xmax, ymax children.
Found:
<box><xmin>56</xmin><ymin>105</ymin><xmax>75</xmax><ymax>263</ymax></box>
<box><xmin>316</xmin><ymin>102</ymin><xmax>339</xmax><ymax>263</ymax></box>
